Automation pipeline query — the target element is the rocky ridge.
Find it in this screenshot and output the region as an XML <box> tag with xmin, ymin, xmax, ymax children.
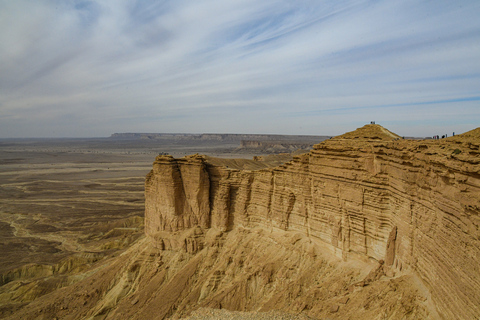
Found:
<box><xmin>110</xmin><ymin>133</ymin><xmax>329</xmax><ymax>142</ymax></box>
<box><xmin>145</xmin><ymin>124</ymin><xmax>480</xmax><ymax>319</ymax></box>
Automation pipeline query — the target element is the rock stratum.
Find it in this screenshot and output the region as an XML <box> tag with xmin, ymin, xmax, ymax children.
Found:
<box><xmin>144</xmin><ymin>124</ymin><xmax>480</xmax><ymax>319</ymax></box>
<box><xmin>236</xmin><ymin>140</ymin><xmax>318</xmax><ymax>153</ymax></box>
<box><xmin>110</xmin><ymin>132</ymin><xmax>329</xmax><ymax>142</ymax></box>
<box><xmin>4</xmin><ymin>124</ymin><xmax>479</xmax><ymax>320</ymax></box>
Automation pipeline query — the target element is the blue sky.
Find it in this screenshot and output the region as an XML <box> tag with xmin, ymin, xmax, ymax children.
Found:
<box><xmin>0</xmin><ymin>0</ymin><xmax>479</xmax><ymax>138</ymax></box>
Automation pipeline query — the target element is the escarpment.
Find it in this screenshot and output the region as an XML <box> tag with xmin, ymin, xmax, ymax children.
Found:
<box><xmin>145</xmin><ymin>154</ymin><xmax>211</xmax><ymax>233</ymax></box>
<box><xmin>145</xmin><ymin>125</ymin><xmax>480</xmax><ymax>319</ymax></box>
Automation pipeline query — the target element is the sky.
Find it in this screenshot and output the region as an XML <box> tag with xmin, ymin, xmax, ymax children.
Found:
<box><xmin>1</xmin><ymin>0</ymin><xmax>479</xmax><ymax>138</ymax></box>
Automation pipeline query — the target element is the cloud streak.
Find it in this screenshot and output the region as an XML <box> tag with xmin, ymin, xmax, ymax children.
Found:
<box><xmin>1</xmin><ymin>0</ymin><xmax>479</xmax><ymax>137</ymax></box>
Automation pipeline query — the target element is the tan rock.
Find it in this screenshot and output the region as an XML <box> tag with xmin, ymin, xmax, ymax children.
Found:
<box><xmin>142</xmin><ymin>124</ymin><xmax>480</xmax><ymax>319</ymax></box>
<box><xmin>329</xmin><ymin>304</ymin><xmax>339</xmax><ymax>313</ymax></box>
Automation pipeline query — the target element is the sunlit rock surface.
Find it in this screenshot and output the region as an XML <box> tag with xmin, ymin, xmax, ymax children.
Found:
<box><xmin>4</xmin><ymin>125</ymin><xmax>479</xmax><ymax>320</ymax></box>
<box><xmin>145</xmin><ymin>124</ymin><xmax>480</xmax><ymax>319</ymax></box>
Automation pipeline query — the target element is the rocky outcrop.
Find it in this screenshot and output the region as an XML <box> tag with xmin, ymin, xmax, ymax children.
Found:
<box><xmin>145</xmin><ymin>124</ymin><xmax>480</xmax><ymax>319</ymax></box>
<box><xmin>237</xmin><ymin>140</ymin><xmax>317</xmax><ymax>153</ymax></box>
<box><xmin>145</xmin><ymin>154</ymin><xmax>210</xmax><ymax>233</ymax></box>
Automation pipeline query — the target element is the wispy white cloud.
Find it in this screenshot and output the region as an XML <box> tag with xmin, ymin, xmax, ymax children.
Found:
<box><xmin>0</xmin><ymin>0</ymin><xmax>479</xmax><ymax>137</ymax></box>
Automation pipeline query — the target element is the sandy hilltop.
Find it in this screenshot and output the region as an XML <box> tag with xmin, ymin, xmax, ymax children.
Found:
<box><xmin>1</xmin><ymin>124</ymin><xmax>480</xmax><ymax>319</ymax></box>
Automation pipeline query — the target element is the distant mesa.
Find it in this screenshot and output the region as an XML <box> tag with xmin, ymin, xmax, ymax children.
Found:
<box><xmin>109</xmin><ymin>132</ymin><xmax>331</xmax><ymax>142</ymax></box>
<box><xmin>110</xmin><ymin>132</ymin><xmax>333</xmax><ymax>154</ymax></box>
<box><xmin>110</xmin><ymin>125</ymin><xmax>407</xmax><ymax>143</ymax></box>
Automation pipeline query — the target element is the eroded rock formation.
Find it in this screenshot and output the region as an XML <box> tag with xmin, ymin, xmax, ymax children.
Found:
<box><xmin>237</xmin><ymin>140</ymin><xmax>318</xmax><ymax>153</ymax></box>
<box><xmin>5</xmin><ymin>125</ymin><xmax>478</xmax><ymax>320</ymax></box>
<box><xmin>145</xmin><ymin>124</ymin><xmax>480</xmax><ymax>319</ymax></box>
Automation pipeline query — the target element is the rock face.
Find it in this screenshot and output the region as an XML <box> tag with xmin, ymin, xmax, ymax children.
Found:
<box><xmin>110</xmin><ymin>132</ymin><xmax>329</xmax><ymax>142</ymax></box>
<box><xmin>237</xmin><ymin>140</ymin><xmax>321</xmax><ymax>153</ymax></box>
<box><xmin>145</xmin><ymin>154</ymin><xmax>210</xmax><ymax>233</ymax></box>
<box><xmin>145</xmin><ymin>124</ymin><xmax>480</xmax><ymax>319</ymax></box>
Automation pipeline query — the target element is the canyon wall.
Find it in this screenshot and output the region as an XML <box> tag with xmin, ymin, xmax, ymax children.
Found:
<box><xmin>145</xmin><ymin>125</ymin><xmax>480</xmax><ymax>319</ymax></box>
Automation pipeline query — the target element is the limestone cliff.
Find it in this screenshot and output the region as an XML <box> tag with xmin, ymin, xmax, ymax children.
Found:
<box><xmin>145</xmin><ymin>124</ymin><xmax>480</xmax><ymax>319</ymax></box>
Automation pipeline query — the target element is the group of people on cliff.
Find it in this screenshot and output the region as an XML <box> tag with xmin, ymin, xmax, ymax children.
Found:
<box><xmin>433</xmin><ymin>132</ymin><xmax>455</xmax><ymax>139</ymax></box>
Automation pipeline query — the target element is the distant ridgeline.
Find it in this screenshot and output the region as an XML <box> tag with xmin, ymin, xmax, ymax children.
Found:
<box><xmin>109</xmin><ymin>132</ymin><xmax>331</xmax><ymax>142</ymax></box>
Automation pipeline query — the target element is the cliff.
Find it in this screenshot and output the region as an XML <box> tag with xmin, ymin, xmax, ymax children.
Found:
<box><xmin>145</xmin><ymin>124</ymin><xmax>480</xmax><ymax>319</ymax></box>
<box><xmin>110</xmin><ymin>132</ymin><xmax>329</xmax><ymax>142</ymax></box>
<box><xmin>236</xmin><ymin>140</ymin><xmax>318</xmax><ymax>153</ymax></box>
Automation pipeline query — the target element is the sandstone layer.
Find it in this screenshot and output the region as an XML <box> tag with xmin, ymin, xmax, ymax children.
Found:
<box><xmin>110</xmin><ymin>133</ymin><xmax>329</xmax><ymax>142</ymax></box>
<box><xmin>236</xmin><ymin>140</ymin><xmax>319</xmax><ymax>154</ymax></box>
<box><xmin>145</xmin><ymin>124</ymin><xmax>480</xmax><ymax>319</ymax></box>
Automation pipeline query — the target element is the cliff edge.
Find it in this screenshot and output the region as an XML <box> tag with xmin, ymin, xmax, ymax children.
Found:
<box><xmin>145</xmin><ymin>124</ymin><xmax>480</xmax><ymax>319</ymax></box>
<box><xmin>5</xmin><ymin>125</ymin><xmax>478</xmax><ymax>320</ymax></box>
